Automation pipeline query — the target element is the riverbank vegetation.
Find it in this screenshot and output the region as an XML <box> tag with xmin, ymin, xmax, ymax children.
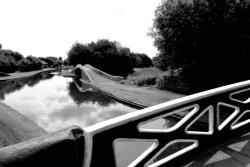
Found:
<box><xmin>120</xmin><ymin>67</ymin><xmax>190</xmax><ymax>94</ymax></box>
<box><xmin>0</xmin><ymin>48</ymin><xmax>62</xmax><ymax>73</ymax></box>
<box><xmin>150</xmin><ymin>0</ymin><xmax>250</xmax><ymax>94</ymax></box>
<box><xmin>120</xmin><ymin>67</ymin><xmax>164</xmax><ymax>86</ymax></box>
<box><xmin>67</xmin><ymin>39</ymin><xmax>153</xmax><ymax>76</ymax></box>
<box><xmin>123</xmin><ymin>0</ymin><xmax>250</xmax><ymax>94</ymax></box>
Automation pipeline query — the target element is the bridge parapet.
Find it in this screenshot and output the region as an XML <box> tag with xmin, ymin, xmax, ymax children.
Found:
<box><xmin>73</xmin><ymin>64</ymin><xmax>124</xmax><ymax>83</ymax></box>
<box><xmin>0</xmin><ymin>126</ymin><xmax>85</xmax><ymax>167</ymax></box>
<box><xmin>72</xmin><ymin>64</ymin><xmax>94</xmax><ymax>84</ymax></box>
<box><xmin>84</xmin><ymin>64</ymin><xmax>124</xmax><ymax>82</ymax></box>
<box><xmin>83</xmin><ymin>80</ymin><xmax>250</xmax><ymax>167</ymax></box>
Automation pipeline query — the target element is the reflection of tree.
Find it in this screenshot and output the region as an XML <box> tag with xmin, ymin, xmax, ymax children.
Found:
<box><xmin>68</xmin><ymin>81</ymin><xmax>115</xmax><ymax>107</ymax></box>
<box><xmin>0</xmin><ymin>71</ymin><xmax>54</xmax><ymax>100</ymax></box>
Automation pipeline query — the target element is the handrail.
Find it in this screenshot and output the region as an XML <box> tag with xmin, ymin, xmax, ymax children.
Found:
<box><xmin>0</xmin><ymin>126</ymin><xmax>84</xmax><ymax>167</ymax></box>
<box><xmin>82</xmin><ymin>79</ymin><xmax>250</xmax><ymax>166</ymax></box>
<box><xmin>84</xmin><ymin>64</ymin><xmax>124</xmax><ymax>82</ymax></box>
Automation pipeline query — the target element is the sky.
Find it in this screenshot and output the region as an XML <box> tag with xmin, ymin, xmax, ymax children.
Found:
<box><xmin>0</xmin><ymin>0</ymin><xmax>162</xmax><ymax>59</ymax></box>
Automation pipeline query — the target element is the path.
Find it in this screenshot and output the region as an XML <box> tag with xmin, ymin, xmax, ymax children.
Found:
<box><xmin>0</xmin><ymin>68</ymin><xmax>54</xmax><ymax>81</ymax></box>
<box><xmin>183</xmin><ymin>130</ymin><xmax>250</xmax><ymax>167</ymax></box>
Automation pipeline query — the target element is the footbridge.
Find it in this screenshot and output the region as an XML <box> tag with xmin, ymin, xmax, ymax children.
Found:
<box><xmin>1</xmin><ymin>65</ymin><xmax>250</xmax><ymax>167</ymax></box>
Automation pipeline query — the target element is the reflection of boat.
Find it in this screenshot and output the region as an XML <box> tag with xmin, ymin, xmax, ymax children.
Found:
<box><xmin>61</xmin><ymin>73</ymin><xmax>77</xmax><ymax>78</ymax></box>
<box><xmin>50</xmin><ymin>70</ymin><xmax>77</xmax><ymax>78</ymax></box>
<box><xmin>50</xmin><ymin>72</ymin><xmax>59</xmax><ymax>75</ymax></box>
<box><xmin>61</xmin><ymin>70</ymin><xmax>77</xmax><ymax>78</ymax></box>
<box><xmin>73</xmin><ymin>78</ymin><xmax>96</xmax><ymax>93</ymax></box>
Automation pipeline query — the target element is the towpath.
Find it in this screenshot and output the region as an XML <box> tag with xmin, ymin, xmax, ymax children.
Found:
<box><xmin>0</xmin><ymin>69</ymin><xmax>54</xmax><ymax>147</ymax></box>
<box><xmin>0</xmin><ymin>68</ymin><xmax>54</xmax><ymax>81</ymax></box>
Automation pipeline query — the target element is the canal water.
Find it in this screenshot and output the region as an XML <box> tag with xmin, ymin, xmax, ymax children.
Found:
<box><xmin>0</xmin><ymin>71</ymin><xmax>136</xmax><ymax>133</ymax></box>
<box><xmin>0</xmin><ymin>71</ymin><xmax>185</xmax><ymax>166</ymax></box>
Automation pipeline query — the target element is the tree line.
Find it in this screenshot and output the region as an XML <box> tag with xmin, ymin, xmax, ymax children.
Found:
<box><xmin>150</xmin><ymin>0</ymin><xmax>250</xmax><ymax>93</ymax></box>
<box><xmin>0</xmin><ymin>48</ymin><xmax>62</xmax><ymax>73</ymax></box>
<box><xmin>67</xmin><ymin>39</ymin><xmax>153</xmax><ymax>76</ymax></box>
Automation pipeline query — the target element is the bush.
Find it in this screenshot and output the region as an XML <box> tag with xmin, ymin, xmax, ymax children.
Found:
<box><xmin>136</xmin><ymin>76</ymin><xmax>156</xmax><ymax>86</ymax></box>
<box><xmin>121</xmin><ymin>67</ymin><xmax>163</xmax><ymax>86</ymax></box>
<box><xmin>156</xmin><ymin>73</ymin><xmax>192</xmax><ymax>94</ymax></box>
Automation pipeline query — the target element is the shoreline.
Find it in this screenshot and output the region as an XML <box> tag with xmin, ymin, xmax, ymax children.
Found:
<box><xmin>0</xmin><ymin>102</ymin><xmax>47</xmax><ymax>148</ymax></box>
<box><xmin>0</xmin><ymin>68</ymin><xmax>55</xmax><ymax>81</ymax></box>
<box><xmin>0</xmin><ymin>68</ymin><xmax>55</xmax><ymax>147</ymax></box>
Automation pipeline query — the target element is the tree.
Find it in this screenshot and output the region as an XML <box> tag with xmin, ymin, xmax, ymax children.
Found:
<box><xmin>17</xmin><ymin>58</ymin><xmax>32</xmax><ymax>71</ymax></box>
<box><xmin>0</xmin><ymin>49</ymin><xmax>24</xmax><ymax>72</ymax></box>
<box><xmin>17</xmin><ymin>56</ymin><xmax>42</xmax><ymax>71</ymax></box>
<box><xmin>131</xmin><ymin>53</ymin><xmax>153</xmax><ymax>68</ymax></box>
<box><xmin>151</xmin><ymin>0</ymin><xmax>250</xmax><ymax>91</ymax></box>
<box><xmin>46</xmin><ymin>57</ymin><xmax>62</xmax><ymax>67</ymax></box>
<box><xmin>67</xmin><ymin>39</ymin><xmax>153</xmax><ymax>76</ymax></box>
<box><xmin>0</xmin><ymin>55</ymin><xmax>12</xmax><ymax>72</ymax></box>
<box><xmin>68</xmin><ymin>42</ymin><xmax>93</xmax><ymax>66</ymax></box>
<box><xmin>39</xmin><ymin>57</ymin><xmax>54</xmax><ymax>67</ymax></box>
<box><xmin>67</xmin><ymin>39</ymin><xmax>133</xmax><ymax>76</ymax></box>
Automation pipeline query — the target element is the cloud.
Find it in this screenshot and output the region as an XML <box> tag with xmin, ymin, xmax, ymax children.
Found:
<box><xmin>49</xmin><ymin>105</ymin><xmax>96</xmax><ymax>122</ymax></box>
<box><xmin>0</xmin><ymin>0</ymin><xmax>161</xmax><ymax>58</ymax></box>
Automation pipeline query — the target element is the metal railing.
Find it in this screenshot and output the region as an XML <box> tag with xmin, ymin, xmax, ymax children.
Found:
<box><xmin>73</xmin><ymin>65</ymin><xmax>250</xmax><ymax>166</ymax></box>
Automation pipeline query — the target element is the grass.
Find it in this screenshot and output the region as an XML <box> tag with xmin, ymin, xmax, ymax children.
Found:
<box><xmin>121</xmin><ymin>67</ymin><xmax>190</xmax><ymax>94</ymax></box>
<box><xmin>121</xmin><ymin>67</ymin><xmax>170</xmax><ymax>87</ymax></box>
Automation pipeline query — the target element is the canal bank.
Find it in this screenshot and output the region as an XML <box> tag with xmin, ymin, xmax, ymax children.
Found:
<box><xmin>0</xmin><ymin>69</ymin><xmax>57</xmax><ymax>147</ymax></box>
<box><xmin>0</xmin><ymin>68</ymin><xmax>55</xmax><ymax>81</ymax></box>
<box><xmin>0</xmin><ymin>102</ymin><xmax>47</xmax><ymax>147</ymax></box>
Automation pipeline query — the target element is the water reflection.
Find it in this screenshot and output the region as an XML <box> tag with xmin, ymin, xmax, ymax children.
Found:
<box><xmin>0</xmin><ymin>71</ymin><xmax>54</xmax><ymax>100</ymax></box>
<box><xmin>0</xmin><ymin>74</ymin><xmax>136</xmax><ymax>132</ymax></box>
<box><xmin>68</xmin><ymin>79</ymin><xmax>115</xmax><ymax>107</ymax></box>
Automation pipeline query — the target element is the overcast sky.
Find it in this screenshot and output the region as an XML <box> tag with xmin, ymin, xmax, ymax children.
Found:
<box><xmin>0</xmin><ymin>0</ymin><xmax>162</xmax><ymax>59</ymax></box>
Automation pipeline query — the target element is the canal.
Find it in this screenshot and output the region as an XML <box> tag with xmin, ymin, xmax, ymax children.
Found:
<box><xmin>0</xmin><ymin>71</ymin><xmax>136</xmax><ymax>133</ymax></box>
<box><xmin>0</xmin><ymin>70</ymin><xmax>186</xmax><ymax>166</ymax></box>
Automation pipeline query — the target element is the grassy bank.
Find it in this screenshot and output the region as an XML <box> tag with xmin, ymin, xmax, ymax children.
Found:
<box><xmin>120</xmin><ymin>67</ymin><xmax>166</xmax><ymax>86</ymax></box>
<box><xmin>121</xmin><ymin>67</ymin><xmax>191</xmax><ymax>95</ymax></box>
